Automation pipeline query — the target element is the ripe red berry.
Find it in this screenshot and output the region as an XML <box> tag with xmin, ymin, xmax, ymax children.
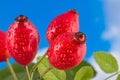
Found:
<box><xmin>7</xmin><ymin>15</ymin><xmax>40</xmax><ymax>66</ymax></box>
<box><xmin>46</xmin><ymin>10</ymin><xmax>79</xmax><ymax>44</ymax></box>
<box><xmin>47</xmin><ymin>32</ymin><xmax>86</xmax><ymax>70</ymax></box>
<box><xmin>0</xmin><ymin>31</ymin><xmax>11</xmax><ymax>62</ymax></box>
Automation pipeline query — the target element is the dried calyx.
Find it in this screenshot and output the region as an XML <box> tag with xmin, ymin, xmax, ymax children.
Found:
<box><xmin>69</xmin><ymin>9</ymin><xmax>78</xmax><ymax>14</ymax></box>
<box><xmin>75</xmin><ymin>32</ymin><xmax>86</xmax><ymax>44</ymax></box>
<box><xmin>15</xmin><ymin>15</ymin><xmax>28</xmax><ymax>22</ymax></box>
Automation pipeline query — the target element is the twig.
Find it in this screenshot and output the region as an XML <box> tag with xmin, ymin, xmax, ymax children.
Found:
<box><xmin>30</xmin><ymin>52</ymin><xmax>47</xmax><ymax>80</ymax></box>
<box><xmin>104</xmin><ymin>71</ymin><xmax>120</xmax><ymax>80</ymax></box>
<box><xmin>37</xmin><ymin>66</ymin><xmax>53</xmax><ymax>80</ymax></box>
<box><xmin>24</xmin><ymin>66</ymin><xmax>31</xmax><ymax>80</ymax></box>
<box><xmin>6</xmin><ymin>58</ymin><xmax>18</xmax><ymax>80</ymax></box>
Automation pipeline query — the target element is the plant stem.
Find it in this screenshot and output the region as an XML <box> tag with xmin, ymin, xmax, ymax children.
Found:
<box><xmin>24</xmin><ymin>66</ymin><xmax>31</xmax><ymax>80</ymax></box>
<box><xmin>104</xmin><ymin>71</ymin><xmax>120</xmax><ymax>80</ymax></box>
<box><xmin>6</xmin><ymin>58</ymin><xmax>18</xmax><ymax>80</ymax></box>
<box><xmin>30</xmin><ymin>52</ymin><xmax>47</xmax><ymax>79</ymax></box>
<box><xmin>40</xmin><ymin>66</ymin><xmax>53</xmax><ymax>78</ymax></box>
<box><xmin>37</xmin><ymin>66</ymin><xmax>53</xmax><ymax>80</ymax></box>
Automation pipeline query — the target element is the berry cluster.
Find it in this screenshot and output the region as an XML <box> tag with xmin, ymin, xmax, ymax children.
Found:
<box><xmin>0</xmin><ymin>10</ymin><xmax>86</xmax><ymax>70</ymax></box>
<box><xmin>46</xmin><ymin>10</ymin><xmax>86</xmax><ymax>70</ymax></box>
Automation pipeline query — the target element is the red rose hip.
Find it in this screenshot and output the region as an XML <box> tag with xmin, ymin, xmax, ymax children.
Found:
<box><xmin>46</xmin><ymin>10</ymin><xmax>79</xmax><ymax>44</ymax></box>
<box><xmin>7</xmin><ymin>15</ymin><xmax>40</xmax><ymax>66</ymax></box>
<box><xmin>0</xmin><ymin>31</ymin><xmax>11</xmax><ymax>62</ymax></box>
<box><xmin>47</xmin><ymin>32</ymin><xmax>86</xmax><ymax>70</ymax></box>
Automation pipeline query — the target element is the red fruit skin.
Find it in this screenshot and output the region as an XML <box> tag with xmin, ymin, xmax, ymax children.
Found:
<box><xmin>0</xmin><ymin>31</ymin><xmax>11</xmax><ymax>62</ymax></box>
<box><xmin>46</xmin><ymin>10</ymin><xmax>79</xmax><ymax>44</ymax></box>
<box><xmin>47</xmin><ymin>32</ymin><xmax>86</xmax><ymax>70</ymax></box>
<box><xmin>7</xmin><ymin>15</ymin><xmax>39</xmax><ymax>66</ymax></box>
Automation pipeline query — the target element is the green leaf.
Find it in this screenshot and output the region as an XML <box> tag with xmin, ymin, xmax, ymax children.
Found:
<box><xmin>94</xmin><ymin>51</ymin><xmax>118</xmax><ymax>73</ymax></box>
<box><xmin>116</xmin><ymin>74</ymin><xmax>120</xmax><ymax>80</ymax></box>
<box><xmin>65</xmin><ymin>61</ymin><xmax>96</xmax><ymax>80</ymax></box>
<box><xmin>74</xmin><ymin>66</ymin><xmax>94</xmax><ymax>80</ymax></box>
<box><xmin>0</xmin><ymin>63</ymin><xmax>38</xmax><ymax>80</ymax></box>
<box><xmin>37</xmin><ymin>56</ymin><xmax>66</xmax><ymax>80</ymax></box>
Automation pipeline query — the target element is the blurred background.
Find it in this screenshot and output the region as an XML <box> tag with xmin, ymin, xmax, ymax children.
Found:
<box><xmin>0</xmin><ymin>0</ymin><xmax>119</xmax><ymax>80</ymax></box>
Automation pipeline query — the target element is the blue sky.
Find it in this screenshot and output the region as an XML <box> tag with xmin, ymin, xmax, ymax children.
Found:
<box><xmin>0</xmin><ymin>0</ymin><xmax>111</xmax><ymax>69</ymax></box>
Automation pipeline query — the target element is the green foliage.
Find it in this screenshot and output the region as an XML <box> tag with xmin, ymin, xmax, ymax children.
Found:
<box><xmin>65</xmin><ymin>61</ymin><xmax>96</xmax><ymax>80</ymax></box>
<box><xmin>116</xmin><ymin>74</ymin><xmax>120</xmax><ymax>80</ymax></box>
<box><xmin>0</xmin><ymin>51</ymin><xmax>119</xmax><ymax>80</ymax></box>
<box><xmin>37</xmin><ymin>57</ymin><xmax>96</xmax><ymax>80</ymax></box>
<box><xmin>37</xmin><ymin>56</ymin><xmax>66</xmax><ymax>80</ymax></box>
<box><xmin>74</xmin><ymin>66</ymin><xmax>94</xmax><ymax>80</ymax></box>
<box><xmin>0</xmin><ymin>63</ymin><xmax>38</xmax><ymax>80</ymax></box>
<box><xmin>94</xmin><ymin>51</ymin><xmax>118</xmax><ymax>73</ymax></box>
